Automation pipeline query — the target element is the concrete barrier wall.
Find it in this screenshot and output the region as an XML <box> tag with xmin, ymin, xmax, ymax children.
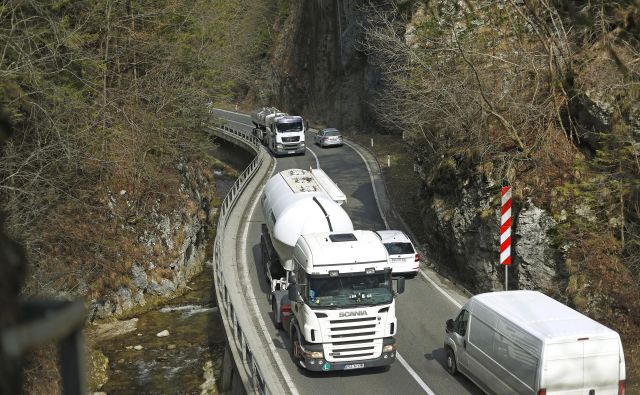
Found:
<box><xmin>208</xmin><ymin>125</ymin><xmax>285</xmax><ymax>394</ymax></box>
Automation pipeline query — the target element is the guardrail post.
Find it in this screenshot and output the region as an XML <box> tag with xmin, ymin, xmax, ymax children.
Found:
<box><xmin>220</xmin><ymin>344</ymin><xmax>234</xmax><ymax>392</ymax></box>
<box><xmin>59</xmin><ymin>327</ymin><xmax>87</xmax><ymax>395</ymax></box>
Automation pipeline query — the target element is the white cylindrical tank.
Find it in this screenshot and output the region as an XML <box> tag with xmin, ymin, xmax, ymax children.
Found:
<box><xmin>262</xmin><ymin>169</ymin><xmax>353</xmax><ymax>271</ymax></box>
<box><xmin>251</xmin><ymin>107</ymin><xmax>283</xmax><ymax>127</ymax></box>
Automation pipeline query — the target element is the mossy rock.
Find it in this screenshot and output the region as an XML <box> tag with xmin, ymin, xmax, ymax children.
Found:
<box><xmin>88</xmin><ymin>349</ymin><xmax>109</xmax><ymax>391</ymax></box>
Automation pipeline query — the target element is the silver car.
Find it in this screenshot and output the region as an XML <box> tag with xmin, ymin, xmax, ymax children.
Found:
<box><xmin>314</xmin><ymin>128</ymin><xmax>343</xmax><ymax>147</ymax></box>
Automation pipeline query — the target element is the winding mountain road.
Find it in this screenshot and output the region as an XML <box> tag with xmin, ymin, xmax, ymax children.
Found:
<box><xmin>212</xmin><ymin>109</ymin><xmax>483</xmax><ymax>395</ymax></box>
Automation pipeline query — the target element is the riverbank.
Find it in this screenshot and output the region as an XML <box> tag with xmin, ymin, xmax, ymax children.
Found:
<box><xmin>88</xmin><ymin>138</ymin><xmax>253</xmax><ymax>393</ymax></box>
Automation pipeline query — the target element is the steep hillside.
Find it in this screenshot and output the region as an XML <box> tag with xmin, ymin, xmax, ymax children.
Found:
<box><xmin>0</xmin><ymin>1</ymin><xmax>275</xmax><ymax>392</ymax></box>
<box><xmin>247</xmin><ymin>0</ymin><xmax>388</xmax><ymax>131</ymax></box>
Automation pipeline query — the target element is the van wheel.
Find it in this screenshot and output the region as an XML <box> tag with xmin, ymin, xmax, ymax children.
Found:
<box><xmin>272</xmin><ymin>298</ymin><xmax>282</xmax><ymax>329</ymax></box>
<box><xmin>446</xmin><ymin>348</ymin><xmax>457</xmax><ymax>375</ymax></box>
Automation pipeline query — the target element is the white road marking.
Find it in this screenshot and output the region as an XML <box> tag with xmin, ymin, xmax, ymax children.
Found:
<box><xmin>225</xmin><ymin>118</ymin><xmax>253</xmax><ymax>128</ymax></box>
<box><xmin>397</xmin><ymin>353</ymin><xmax>436</xmax><ymax>395</ymax></box>
<box><xmin>212</xmin><ymin>107</ymin><xmax>248</xmax><ymax>117</ymax></box>
<box><xmin>344</xmin><ymin>139</ymin><xmax>435</xmax><ymax>394</ymax></box>
<box><xmin>419</xmin><ymin>270</ymin><xmax>463</xmax><ymax>308</ymax></box>
<box><xmin>342</xmin><ymin>140</ymin><xmax>390</xmax><ymax>229</ymax></box>
<box><xmin>344</xmin><ymin>139</ymin><xmax>464</xmax><ymax>309</ymax></box>
<box><xmin>239</xmin><ymin>156</ymin><xmax>301</xmax><ymax>395</ymax></box>
<box><xmin>307</xmin><ymin>146</ymin><xmax>320</xmax><ymax>169</ymax></box>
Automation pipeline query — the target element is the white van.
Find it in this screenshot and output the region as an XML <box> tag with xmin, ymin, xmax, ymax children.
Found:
<box><xmin>444</xmin><ymin>290</ymin><xmax>626</xmax><ymax>395</ymax></box>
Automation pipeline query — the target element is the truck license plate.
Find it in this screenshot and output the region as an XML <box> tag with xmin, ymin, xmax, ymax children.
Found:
<box><xmin>344</xmin><ymin>363</ymin><xmax>365</xmax><ymax>370</ymax></box>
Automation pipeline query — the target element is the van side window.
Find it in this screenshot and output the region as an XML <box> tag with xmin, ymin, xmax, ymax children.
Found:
<box><xmin>454</xmin><ymin>310</ymin><xmax>470</xmax><ymax>336</ymax></box>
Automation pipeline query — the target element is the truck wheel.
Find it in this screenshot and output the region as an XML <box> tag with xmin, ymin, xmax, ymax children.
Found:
<box><xmin>446</xmin><ymin>348</ymin><xmax>457</xmax><ymax>375</ymax></box>
<box><xmin>291</xmin><ymin>330</ymin><xmax>304</xmax><ymax>366</ymax></box>
<box><xmin>272</xmin><ymin>297</ymin><xmax>282</xmax><ymax>329</ymax></box>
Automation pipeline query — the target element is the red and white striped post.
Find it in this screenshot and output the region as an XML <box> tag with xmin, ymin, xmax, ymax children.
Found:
<box><xmin>500</xmin><ymin>185</ymin><xmax>512</xmax><ymax>291</ymax></box>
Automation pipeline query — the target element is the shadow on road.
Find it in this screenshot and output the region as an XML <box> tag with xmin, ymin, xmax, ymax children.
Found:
<box><xmin>426</xmin><ymin>348</ymin><xmax>484</xmax><ymax>393</ymax></box>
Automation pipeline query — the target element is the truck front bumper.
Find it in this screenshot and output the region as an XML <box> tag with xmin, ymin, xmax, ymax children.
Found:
<box><xmin>275</xmin><ymin>144</ymin><xmax>305</xmax><ymax>155</ymax></box>
<box><xmin>299</xmin><ymin>338</ymin><xmax>396</xmax><ymax>372</ymax></box>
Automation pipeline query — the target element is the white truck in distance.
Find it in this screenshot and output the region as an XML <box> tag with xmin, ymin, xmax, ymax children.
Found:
<box><xmin>260</xmin><ymin>168</ymin><xmax>405</xmax><ymax>372</ymax></box>
<box><xmin>251</xmin><ymin>107</ymin><xmax>306</xmax><ymax>156</ymax></box>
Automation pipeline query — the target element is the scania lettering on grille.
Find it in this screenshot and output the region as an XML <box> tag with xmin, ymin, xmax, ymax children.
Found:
<box><xmin>339</xmin><ymin>310</ymin><xmax>367</xmax><ymax>318</ymax></box>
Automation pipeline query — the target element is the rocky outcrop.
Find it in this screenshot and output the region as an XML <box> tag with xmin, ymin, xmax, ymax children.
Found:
<box><xmin>422</xmin><ymin>172</ymin><xmax>561</xmax><ymax>293</ymax></box>
<box><xmin>514</xmin><ymin>202</ymin><xmax>562</xmax><ymax>291</ymax></box>
<box><xmin>260</xmin><ymin>0</ymin><xmax>388</xmax><ymax>131</ymax></box>
<box><xmin>88</xmin><ymin>162</ymin><xmax>217</xmax><ymax>321</ymax></box>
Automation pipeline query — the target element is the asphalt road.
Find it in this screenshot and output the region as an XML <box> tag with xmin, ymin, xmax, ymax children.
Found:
<box><xmin>211</xmin><ymin>109</ymin><xmax>484</xmax><ymax>395</ymax></box>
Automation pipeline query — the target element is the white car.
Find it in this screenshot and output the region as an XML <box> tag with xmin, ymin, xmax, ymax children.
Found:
<box><xmin>314</xmin><ymin>128</ymin><xmax>343</xmax><ymax>147</ymax></box>
<box><xmin>375</xmin><ymin>230</ymin><xmax>420</xmax><ymax>275</ymax></box>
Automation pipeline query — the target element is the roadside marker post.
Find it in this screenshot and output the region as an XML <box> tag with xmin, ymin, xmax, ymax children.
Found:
<box><xmin>500</xmin><ymin>184</ymin><xmax>512</xmax><ymax>291</ymax></box>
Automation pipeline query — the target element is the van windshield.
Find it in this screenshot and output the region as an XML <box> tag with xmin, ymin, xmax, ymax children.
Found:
<box><xmin>308</xmin><ymin>272</ymin><xmax>393</xmax><ymax>308</ymax></box>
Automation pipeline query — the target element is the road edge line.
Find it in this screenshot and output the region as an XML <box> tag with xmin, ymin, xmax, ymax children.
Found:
<box><xmin>238</xmin><ymin>152</ymin><xmax>300</xmax><ymax>394</ymax></box>
<box><xmin>343</xmin><ymin>140</ymin><xmax>389</xmax><ymax>229</ymax></box>
<box><xmin>396</xmin><ymin>353</ymin><xmax>436</xmax><ymax>395</ymax></box>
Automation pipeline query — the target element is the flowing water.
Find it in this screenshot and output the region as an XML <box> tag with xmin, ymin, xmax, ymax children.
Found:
<box><xmin>96</xmin><ymin>139</ymin><xmax>253</xmax><ymax>394</ymax></box>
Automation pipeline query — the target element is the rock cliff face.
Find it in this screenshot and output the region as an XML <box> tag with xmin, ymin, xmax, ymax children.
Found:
<box><xmin>266</xmin><ymin>0</ymin><xmax>384</xmax><ymax>131</ymax></box>
<box><xmin>421</xmin><ymin>170</ymin><xmax>561</xmax><ymax>294</ymax></box>
<box><xmin>89</xmin><ymin>162</ymin><xmax>216</xmax><ymax>320</ymax></box>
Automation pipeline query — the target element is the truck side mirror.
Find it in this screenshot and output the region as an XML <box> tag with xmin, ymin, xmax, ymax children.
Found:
<box><xmin>288</xmin><ymin>284</ymin><xmax>297</xmax><ymax>302</ymax></box>
<box><xmin>394</xmin><ymin>277</ymin><xmax>405</xmax><ymax>294</ymax></box>
<box><xmin>446</xmin><ymin>319</ymin><xmax>454</xmax><ymax>333</ymax></box>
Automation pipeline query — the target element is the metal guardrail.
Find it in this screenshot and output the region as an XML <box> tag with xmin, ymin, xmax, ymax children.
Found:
<box><xmin>209</xmin><ymin>124</ymin><xmax>278</xmax><ymax>394</ymax></box>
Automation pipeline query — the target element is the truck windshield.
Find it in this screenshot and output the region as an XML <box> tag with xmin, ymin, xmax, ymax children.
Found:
<box><xmin>308</xmin><ymin>272</ymin><xmax>393</xmax><ymax>308</ymax></box>
<box><xmin>276</xmin><ymin>121</ymin><xmax>302</xmax><ymax>133</ymax></box>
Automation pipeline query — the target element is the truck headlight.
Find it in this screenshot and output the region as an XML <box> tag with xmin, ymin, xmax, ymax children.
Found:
<box><xmin>304</xmin><ymin>350</ymin><xmax>324</xmax><ymax>359</ymax></box>
<box><xmin>383</xmin><ymin>344</ymin><xmax>397</xmax><ymax>353</ymax></box>
<box><xmin>276</xmin><ymin>143</ymin><xmax>283</xmax><ymax>149</ymax></box>
<box><xmin>300</xmin><ymin>142</ymin><xmax>305</xmax><ymax>147</ymax></box>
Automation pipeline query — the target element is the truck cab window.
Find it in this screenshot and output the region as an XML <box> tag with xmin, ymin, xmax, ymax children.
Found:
<box><xmin>454</xmin><ymin>310</ymin><xmax>469</xmax><ymax>336</ymax></box>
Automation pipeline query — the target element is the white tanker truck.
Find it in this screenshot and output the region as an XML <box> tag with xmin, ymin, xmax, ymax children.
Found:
<box><xmin>251</xmin><ymin>107</ymin><xmax>306</xmax><ymax>156</ymax></box>
<box><xmin>260</xmin><ymin>168</ymin><xmax>404</xmax><ymax>372</ymax></box>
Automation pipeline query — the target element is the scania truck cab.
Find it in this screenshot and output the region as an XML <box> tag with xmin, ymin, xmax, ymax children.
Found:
<box><xmin>280</xmin><ymin>230</ymin><xmax>405</xmax><ymax>371</ymax></box>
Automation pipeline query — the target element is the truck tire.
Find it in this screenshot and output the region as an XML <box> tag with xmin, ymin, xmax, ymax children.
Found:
<box><xmin>446</xmin><ymin>348</ymin><xmax>457</xmax><ymax>375</ymax></box>
<box><xmin>272</xmin><ymin>297</ymin><xmax>282</xmax><ymax>329</ymax></box>
<box><xmin>291</xmin><ymin>330</ymin><xmax>304</xmax><ymax>367</ymax></box>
